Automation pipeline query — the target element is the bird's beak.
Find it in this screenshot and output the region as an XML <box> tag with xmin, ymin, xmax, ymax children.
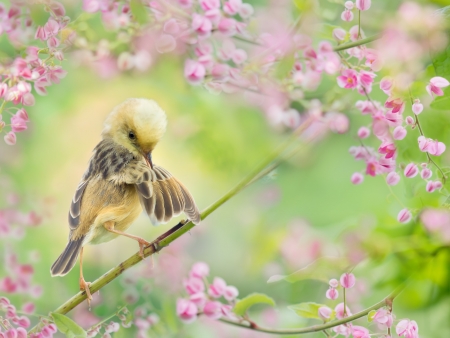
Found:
<box><xmin>146</xmin><ymin>152</ymin><xmax>154</xmax><ymax>169</ymax></box>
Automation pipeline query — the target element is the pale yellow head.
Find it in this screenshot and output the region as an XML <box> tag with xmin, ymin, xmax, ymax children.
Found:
<box><xmin>102</xmin><ymin>98</ymin><xmax>167</xmax><ymax>157</ymax></box>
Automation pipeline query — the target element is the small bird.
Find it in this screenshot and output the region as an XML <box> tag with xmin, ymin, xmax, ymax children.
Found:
<box><xmin>50</xmin><ymin>98</ymin><xmax>201</xmax><ymax>302</ymax></box>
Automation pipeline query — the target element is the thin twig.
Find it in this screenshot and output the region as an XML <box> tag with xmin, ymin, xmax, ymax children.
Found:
<box><xmin>333</xmin><ymin>34</ymin><xmax>382</xmax><ymax>52</ymax></box>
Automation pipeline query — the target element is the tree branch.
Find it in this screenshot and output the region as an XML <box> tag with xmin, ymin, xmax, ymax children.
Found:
<box><xmin>218</xmin><ymin>282</ymin><xmax>406</xmax><ymax>335</ymax></box>
<box><xmin>45</xmin><ymin>116</ymin><xmax>315</xmax><ymax>317</ymax></box>
<box><xmin>333</xmin><ymin>34</ymin><xmax>382</xmax><ymax>52</ymax></box>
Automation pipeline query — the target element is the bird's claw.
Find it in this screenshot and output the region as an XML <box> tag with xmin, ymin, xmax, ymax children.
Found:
<box><xmin>138</xmin><ymin>238</ymin><xmax>150</xmax><ymax>259</ymax></box>
<box><xmin>79</xmin><ymin>278</ymin><xmax>93</xmax><ymax>307</ymax></box>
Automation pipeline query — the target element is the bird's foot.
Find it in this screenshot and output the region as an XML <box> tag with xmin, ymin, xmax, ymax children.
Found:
<box><xmin>137</xmin><ymin>238</ymin><xmax>151</xmax><ymax>259</ymax></box>
<box><xmin>79</xmin><ymin>277</ymin><xmax>92</xmax><ymax>307</ymax></box>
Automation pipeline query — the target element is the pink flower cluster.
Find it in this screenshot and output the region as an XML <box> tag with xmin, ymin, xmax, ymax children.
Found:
<box><xmin>131</xmin><ymin>306</ymin><xmax>159</xmax><ymax>338</ymax></box>
<box><xmin>176</xmin><ymin>262</ymin><xmax>238</xmax><ymax>323</ymax></box>
<box><xmin>0</xmin><ymin>1</ymin><xmax>70</xmax><ymax>145</ymax></box>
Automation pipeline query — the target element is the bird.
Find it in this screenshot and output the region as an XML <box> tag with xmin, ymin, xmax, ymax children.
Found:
<box><xmin>50</xmin><ymin>98</ymin><xmax>201</xmax><ymax>302</ymax></box>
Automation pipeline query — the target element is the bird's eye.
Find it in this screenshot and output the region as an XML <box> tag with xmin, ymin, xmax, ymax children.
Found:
<box><xmin>128</xmin><ymin>131</ymin><xmax>136</xmax><ymax>140</ymax></box>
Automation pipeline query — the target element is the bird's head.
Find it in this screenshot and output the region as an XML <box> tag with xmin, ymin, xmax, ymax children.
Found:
<box><xmin>102</xmin><ymin>98</ymin><xmax>167</xmax><ymax>167</ymax></box>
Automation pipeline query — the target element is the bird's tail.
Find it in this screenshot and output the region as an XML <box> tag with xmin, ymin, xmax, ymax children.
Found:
<box><xmin>50</xmin><ymin>236</ymin><xmax>85</xmax><ymax>277</ymax></box>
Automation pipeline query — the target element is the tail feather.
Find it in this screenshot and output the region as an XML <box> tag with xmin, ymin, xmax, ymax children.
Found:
<box><xmin>50</xmin><ymin>237</ymin><xmax>85</xmax><ymax>276</ymax></box>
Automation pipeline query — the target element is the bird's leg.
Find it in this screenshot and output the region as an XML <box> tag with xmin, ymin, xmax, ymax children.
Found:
<box><xmin>79</xmin><ymin>247</ymin><xmax>93</xmax><ymax>306</ymax></box>
<box><xmin>103</xmin><ymin>221</ymin><xmax>150</xmax><ymax>259</ymax></box>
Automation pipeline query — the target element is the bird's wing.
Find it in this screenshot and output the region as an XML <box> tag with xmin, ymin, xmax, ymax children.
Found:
<box><xmin>138</xmin><ymin>165</ymin><xmax>201</xmax><ymax>226</ymax></box>
<box><xmin>68</xmin><ymin>179</ymin><xmax>89</xmax><ymax>230</ymax></box>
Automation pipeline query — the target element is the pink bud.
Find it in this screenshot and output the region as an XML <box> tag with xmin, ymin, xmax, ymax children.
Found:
<box><xmin>239</xmin><ymin>3</ymin><xmax>254</xmax><ymax>18</ymax></box>
<box><xmin>405</xmin><ymin>116</ymin><xmax>414</xmax><ymax>125</ymax></box>
<box><xmin>404</xmin><ymin>163</ymin><xmax>418</xmax><ymax>178</ymax></box>
<box><xmin>332</xmin><ymin>28</ymin><xmax>347</xmax><ymax>41</ymax></box>
<box><xmin>326</xmin><ymin>288</ymin><xmax>338</xmax><ymax>300</ymax></box>
<box><xmin>155</xmin><ymin>34</ymin><xmax>176</xmax><ymax>53</ymax></box>
<box><xmin>412</xmin><ymin>100</ymin><xmax>423</xmax><ymax>115</ymax></box>
<box><xmin>208</xmin><ymin>277</ymin><xmax>227</xmax><ymax>298</ymax></box>
<box><xmin>329</xmin><ymin>279</ymin><xmax>339</xmax><ymax>288</ymax></box>
<box><xmin>335</xmin><ymin>303</ymin><xmax>352</xmax><ymax>319</ymax></box>
<box><xmin>428</xmin><ymin>140</ymin><xmax>446</xmax><ymax>156</ymax></box>
<box><xmin>217</xmin><ymin>17</ymin><xmax>236</xmax><ymax>36</ymax></box>
<box><xmin>190</xmin><ymin>262</ymin><xmax>209</xmax><ymax>278</ymax></box>
<box><xmin>386</xmin><ymin>172</ymin><xmax>400</xmax><ymax>186</ymax></box>
<box><xmin>327</xmin><ymin>112</ymin><xmax>349</xmax><ymax>133</ymax></box>
<box><xmin>393</xmin><ymin>126</ymin><xmax>407</xmax><ymax>140</ymax></box>
<box><xmin>356</xmin><ymin>0</ymin><xmax>371</xmax><ymax>11</ymax></box>
<box><xmin>184</xmin><ymin>277</ymin><xmax>204</xmax><ymax>295</ymax></box>
<box><xmin>344</xmin><ymin>1</ymin><xmax>354</xmax><ymax>9</ymax></box>
<box><xmin>117</xmin><ymin>52</ymin><xmax>134</xmax><ymax>71</ymax></box>
<box><xmin>351</xmin><ymin>173</ymin><xmax>364</xmax><ymax>185</ymax></box>
<box><xmin>340</xmin><ymin>273</ymin><xmax>355</xmax><ymax>288</ymax></box>
<box><xmin>426</xmin><ymin>77</ymin><xmax>450</xmax><ymax>97</ymax></box>
<box><xmin>357</xmin><ymin>126</ymin><xmax>370</xmax><ymax>139</ymax></box>
<box><xmin>397</xmin><ymin>208</ymin><xmax>412</xmax><ymax>223</ymax></box>
<box><xmin>421</xmin><ymin>168</ymin><xmax>432</xmax><ymax>180</ymax></box>
<box><xmin>231</xmin><ymin>49</ymin><xmax>247</xmax><ymax>64</ymax></box>
<box><xmin>223</xmin><ymin>285</ymin><xmax>239</xmax><ymax>301</ymax></box>
<box><xmin>318</xmin><ymin>306</ymin><xmax>333</xmax><ymax>320</ymax></box>
<box><xmin>203</xmin><ymin>301</ymin><xmax>222</xmax><ymax>320</ymax></box>
<box><xmin>16</xmin><ymin>328</ymin><xmax>27</xmax><ymax>338</ymax></box>
<box><xmin>426</xmin><ymin>181</ymin><xmax>443</xmax><ymax>193</ymax></box>
<box><xmin>4</xmin><ymin>132</ymin><xmax>16</xmax><ymax>145</ymax></box>
<box><xmin>176</xmin><ymin>299</ymin><xmax>198</xmax><ymax>323</ymax></box>
<box><xmin>396</xmin><ymin>319</ymin><xmax>419</xmax><ymax>337</ymax></box>
<box><xmin>341</xmin><ymin>10</ymin><xmax>354</xmax><ymax>22</ymax></box>
<box><xmin>47</xmin><ymin>36</ymin><xmax>60</xmax><ymax>48</ymax></box>
<box><xmin>380</xmin><ymin>77</ymin><xmax>393</xmax><ymax>95</ymax></box>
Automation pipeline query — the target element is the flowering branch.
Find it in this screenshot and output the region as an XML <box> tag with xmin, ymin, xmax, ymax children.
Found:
<box><xmin>39</xmin><ymin>117</ymin><xmax>314</xmax><ymax>319</ymax></box>
<box><xmin>332</xmin><ymin>34</ymin><xmax>382</xmax><ymax>52</ymax></box>
<box><xmin>218</xmin><ymin>282</ymin><xmax>406</xmax><ymax>335</ymax></box>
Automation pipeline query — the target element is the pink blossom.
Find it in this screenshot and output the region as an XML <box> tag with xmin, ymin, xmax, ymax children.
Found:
<box><xmin>404</xmin><ymin>163</ymin><xmax>418</xmax><ymax>178</ymax></box>
<box><xmin>412</xmin><ymin>100</ymin><xmax>423</xmax><ymax>115</ymax></box>
<box><xmin>211</xmin><ymin>64</ymin><xmax>230</xmax><ymax>81</ymax></box>
<box><xmin>378</xmin><ymin>142</ymin><xmax>396</xmax><ymax>159</ymax></box>
<box><xmin>358</xmin><ymin>70</ymin><xmax>375</xmax><ymax>88</ymax></box>
<box><xmin>420</xmin><ymin>208</ymin><xmax>450</xmax><ymax>235</ymax></box>
<box><xmin>192</xmin><ymin>14</ymin><xmax>212</xmax><ymax>38</ymax></box>
<box><xmin>357</xmin><ymin>126</ymin><xmax>370</xmax><ymax>139</ymax></box>
<box><xmin>164</xmin><ymin>19</ymin><xmax>180</xmax><ymax>35</ymax></box>
<box><xmin>326</xmin><ymin>288</ymin><xmax>338</xmax><ymax>300</ymax></box>
<box><xmin>397</xmin><ymin>208</ymin><xmax>412</xmax><ymax>223</ymax></box>
<box><xmin>351</xmin><ymin>173</ymin><xmax>364</xmax><ymax>185</ymax></box>
<box><xmin>337</xmin><ymin>69</ymin><xmax>358</xmax><ymax>89</ymax></box>
<box><xmin>373</xmin><ymin>308</ymin><xmax>394</xmax><ymax>328</ymax></box>
<box><xmin>218</xmin><ymin>18</ymin><xmax>236</xmax><ymax>36</ymax></box>
<box><xmin>365</xmin><ymin>160</ymin><xmax>377</xmax><ymax>177</ymax></box>
<box><xmin>335</xmin><ymin>303</ymin><xmax>352</xmax><ymax>319</ymax></box>
<box><xmin>421</xmin><ymin>168</ymin><xmax>432</xmax><ymax>180</ymax></box>
<box><xmin>83</xmin><ymin>0</ymin><xmax>101</xmax><ymax>12</ymax></box>
<box><xmin>232</xmin><ymin>49</ymin><xmax>247</xmax><ymax>64</ymax></box>
<box><xmin>35</xmin><ymin>26</ymin><xmax>47</xmax><ymax>40</ymax></box>
<box><xmin>426</xmin><ymin>76</ymin><xmax>450</xmax><ymax>97</ymax></box>
<box><xmin>380</xmin><ymin>77</ymin><xmax>393</xmax><ymax>95</ymax></box>
<box><xmin>341</xmin><ymin>10</ymin><xmax>354</xmax><ymax>22</ymax></box>
<box><xmin>223</xmin><ymin>0</ymin><xmax>242</xmax><ymax>15</ymax></box>
<box><xmin>405</xmin><ymin>116</ymin><xmax>414</xmax><ymax>125</ymax></box>
<box><xmin>44</xmin><ymin>19</ymin><xmax>60</xmax><ymax>36</ymax></box>
<box><xmin>203</xmin><ymin>301</ymin><xmax>222</xmax><ymax>319</ymax></box>
<box><xmin>190</xmin><ymin>262</ymin><xmax>209</xmax><ymax>278</ymax></box>
<box><xmin>47</xmin><ymin>36</ymin><xmax>59</xmax><ymax>48</ymax></box>
<box><xmin>4</xmin><ymin>132</ymin><xmax>16</xmax><ymax>145</ymax></box>
<box><xmin>352</xmin><ymin>326</ymin><xmax>370</xmax><ymax>338</ymax></box>
<box><xmin>393</xmin><ymin>126</ymin><xmax>407</xmax><ymax>140</ymax></box>
<box><xmin>333</xmin><ymin>28</ymin><xmax>347</xmax><ymax>41</ymax></box>
<box><xmin>11</xmin><ymin>115</ymin><xmax>28</xmax><ymax>132</ymax></box>
<box><xmin>428</xmin><ymin>140</ymin><xmax>446</xmax><ymax>156</ymax></box>
<box><xmin>356</xmin><ymin>0</ymin><xmax>371</xmax><ymax>11</ymax></box>
<box><xmin>239</xmin><ymin>3</ymin><xmax>254</xmax><ymax>18</ymax></box>
<box><xmin>340</xmin><ymin>273</ymin><xmax>355</xmax><ymax>288</ymax></box>
<box><xmin>200</xmin><ymin>0</ymin><xmax>220</xmax><ymax>11</ymax></box>
<box><xmin>345</xmin><ymin>1</ymin><xmax>354</xmax><ymax>9</ymax></box>
<box><xmin>176</xmin><ymin>299</ymin><xmax>198</xmax><ymax>323</ymax></box>
<box><xmin>208</xmin><ymin>277</ymin><xmax>227</xmax><ymax>298</ymax></box>
<box><xmin>385</xmin><ymin>98</ymin><xmax>405</xmax><ymax>114</ymax></box>
<box><xmin>426</xmin><ymin>181</ymin><xmax>442</xmax><ymax>193</ymax></box>
<box><xmin>318</xmin><ymin>306</ymin><xmax>333</xmax><ymax>320</ymax></box>
<box><xmin>184</xmin><ymin>277</ymin><xmax>204</xmax><ymax>295</ymax></box>
<box><xmin>223</xmin><ymin>285</ymin><xmax>239</xmax><ymax>301</ymax></box>
<box><xmin>189</xmin><ymin>292</ymin><xmax>207</xmax><ymax>310</ymax></box>
<box><xmin>396</xmin><ymin>319</ymin><xmax>419</xmax><ymax>338</ymax></box>
<box><xmin>329</xmin><ymin>279</ymin><xmax>339</xmax><ymax>288</ymax></box>
<box><xmin>117</xmin><ymin>52</ymin><xmax>134</xmax><ymax>71</ymax></box>
<box><xmin>184</xmin><ymin>60</ymin><xmax>206</xmax><ymax>85</ymax></box>
<box><xmin>155</xmin><ymin>34</ymin><xmax>176</xmax><ymax>53</ymax></box>
<box><xmin>386</xmin><ymin>172</ymin><xmax>400</xmax><ymax>186</ymax></box>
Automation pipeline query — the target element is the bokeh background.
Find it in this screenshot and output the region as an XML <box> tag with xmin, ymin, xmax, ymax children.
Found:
<box><xmin>1</xmin><ymin>0</ymin><xmax>450</xmax><ymax>337</ymax></box>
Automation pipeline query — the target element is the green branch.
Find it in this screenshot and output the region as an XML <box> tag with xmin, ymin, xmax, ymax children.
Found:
<box><xmin>333</xmin><ymin>34</ymin><xmax>382</xmax><ymax>52</ymax></box>
<box><xmin>219</xmin><ymin>282</ymin><xmax>406</xmax><ymax>335</ymax></box>
<box><xmin>46</xmin><ymin>117</ymin><xmax>314</xmax><ymax>316</ymax></box>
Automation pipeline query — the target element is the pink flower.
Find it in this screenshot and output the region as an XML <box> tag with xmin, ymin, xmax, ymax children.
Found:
<box><xmin>366</xmin><ymin>160</ymin><xmax>377</xmax><ymax>177</ymax></box>
<box><xmin>345</xmin><ymin>1</ymin><xmax>354</xmax><ymax>9</ymax></box>
<box><xmin>412</xmin><ymin>100</ymin><xmax>423</xmax><ymax>115</ymax></box>
<box><xmin>223</xmin><ymin>0</ymin><xmax>242</xmax><ymax>15</ymax></box>
<box><xmin>335</xmin><ymin>303</ymin><xmax>352</xmax><ymax>319</ymax></box>
<box><xmin>340</xmin><ymin>273</ymin><xmax>355</xmax><ymax>288</ymax></box>
<box><xmin>83</xmin><ymin>0</ymin><xmax>101</xmax><ymax>12</ymax></box>
<box><xmin>218</xmin><ymin>18</ymin><xmax>237</xmax><ymax>36</ymax></box>
<box><xmin>405</xmin><ymin>116</ymin><xmax>414</xmax><ymax>125</ymax></box>
<box><xmin>329</xmin><ymin>279</ymin><xmax>339</xmax><ymax>288</ymax></box>
<box><xmin>397</xmin><ymin>208</ymin><xmax>412</xmax><ymax>223</ymax></box>
<box><xmin>47</xmin><ymin>36</ymin><xmax>60</xmax><ymax>48</ymax></box>
<box><xmin>420</xmin><ymin>208</ymin><xmax>450</xmax><ymax>234</ymax></box>
<box><xmin>326</xmin><ymin>288</ymin><xmax>338</xmax><ymax>300</ymax></box>
<box><xmin>352</xmin><ymin>326</ymin><xmax>370</xmax><ymax>338</ymax></box>
<box><xmin>380</xmin><ymin>77</ymin><xmax>393</xmax><ymax>95</ymax></box>
<box><xmin>318</xmin><ymin>306</ymin><xmax>333</xmax><ymax>320</ymax></box>
<box><xmin>333</xmin><ymin>28</ymin><xmax>346</xmax><ymax>41</ymax></box>
<box><xmin>35</xmin><ymin>26</ymin><xmax>48</xmax><ymax>40</ymax></box>
<box><xmin>192</xmin><ymin>14</ymin><xmax>212</xmax><ymax>38</ymax></box>
<box><xmin>184</xmin><ymin>60</ymin><xmax>206</xmax><ymax>85</ymax></box>
<box><xmin>341</xmin><ymin>10</ymin><xmax>354</xmax><ymax>22</ymax></box>
<box><xmin>351</xmin><ymin>173</ymin><xmax>364</xmax><ymax>185</ymax></box>
<box><xmin>396</xmin><ymin>319</ymin><xmax>419</xmax><ymax>338</ymax></box>
<box><xmin>386</xmin><ymin>172</ymin><xmax>400</xmax><ymax>186</ymax></box>
<box><xmin>426</xmin><ymin>76</ymin><xmax>450</xmax><ymax>97</ymax></box>
<box><xmin>373</xmin><ymin>308</ymin><xmax>394</xmax><ymax>328</ymax></box>
<box><xmin>203</xmin><ymin>301</ymin><xmax>222</xmax><ymax>319</ymax></box>
<box><xmin>426</xmin><ymin>181</ymin><xmax>442</xmax><ymax>193</ymax></box>
<box><xmin>11</xmin><ymin>115</ymin><xmax>28</xmax><ymax>132</ymax></box>
<box><xmin>356</xmin><ymin>0</ymin><xmax>371</xmax><ymax>11</ymax></box>
<box><xmin>44</xmin><ymin>19</ymin><xmax>60</xmax><ymax>36</ymax></box>
<box><xmin>404</xmin><ymin>163</ymin><xmax>418</xmax><ymax>178</ymax></box>
<box><xmin>211</xmin><ymin>64</ymin><xmax>230</xmax><ymax>81</ymax></box>
<box><xmin>190</xmin><ymin>262</ymin><xmax>209</xmax><ymax>278</ymax></box>
<box><xmin>199</xmin><ymin>0</ymin><xmax>220</xmax><ymax>11</ymax></box>
<box><xmin>155</xmin><ymin>34</ymin><xmax>176</xmax><ymax>54</ymax></box>
<box><xmin>385</xmin><ymin>98</ymin><xmax>405</xmax><ymax>114</ymax></box>
<box><xmin>358</xmin><ymin>70</ymin><xmax>375</xmax><ymax>87</ymax></box>
<box><xmin>232</xmin><ymin>49</ymin><xmax>247</xmax><ymax>64</ymax></box>
<box><xmin>176</xmin><ymin>299</ymin><xmax>198</xmax><ymax>323</ymax></box>
<box><xmin>184</xmin><ymin>277</ymin><xmax>204</xmax><ymax>295</ymax></box>
<box><xmin>393</xmin><ymin>126</ymin><xmax>407</xmax><ymax>140</ymax></box>
<box><xmin>428</xmin><ymin>140</ymin><xmax>446</xmax><ymax>156</ymax></box>
<box><xmin>357</xmin><ymin>126</ymin><xmax>370</xmax><ymax>139</ymax></box>
<box><xmin>337</xmin><ymin>69</ymin><xmax>358</xmax><ymax>89</ymax></box>
<box><xmin>189</xmin><ymin>292</ymin><xmax>207</xmax><ymax>310</ymax></box>
<box><xmin>208</xmin><ymin>277</ymin><xmax>227</xmax><ymax>298</ymax></box>
<box><xmin>4</xmin><ymin>132</ymin><xmax>16</xmax><ymax>145</ymax></box>
<box><xmin>239</xmin><ymin>3</ymin><xmax>254</xmax><ymax>18</ymax></box>
<box><xmin>223</xmin><ymin>285</ymin><xmax>239</xmax><ymax>301</ymax></box>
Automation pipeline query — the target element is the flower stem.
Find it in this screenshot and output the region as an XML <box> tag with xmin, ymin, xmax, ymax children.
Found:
<box><xmin>333</xmin><ymin>34</ymin><xmax>382</xmax><ymax>52</ymax></box>
<box><xmin>87</xmin><ymin>305</ymin><xmax>127</xmax><ymax>332</ymax></box>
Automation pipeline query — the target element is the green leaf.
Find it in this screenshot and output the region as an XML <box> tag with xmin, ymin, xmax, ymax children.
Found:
<box><xmin>233</xmin><ymin>293</ymin><xmax>276</xmax><ymax>316</ymax></box>
<box><xmin>430</xmin><ymin>87</ymin><xmax>450</xmax><ymax>111</ymax></box>
<box><xmin>368</xmin><ymin>310</ymin><xmax>377</xmax><ymax>322</ymax></box>
<box><xmin>51</xmin><ymin>313</ymin><xmax>87</xmax><ymax>338</ymax></box>
<box><xmin>288</xmin><ymin>302</ymin><xmax>330</xmax><ymax>320</ymax></box>
<box><xmin>267</xmin><ymin>257</ymin><xmax>350</xmax><ymax>284</ymax></box>
<box><xmin>130</xmin><ymin>0</ymin><xmax>148</xmax><ymax>25</ymax></box>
